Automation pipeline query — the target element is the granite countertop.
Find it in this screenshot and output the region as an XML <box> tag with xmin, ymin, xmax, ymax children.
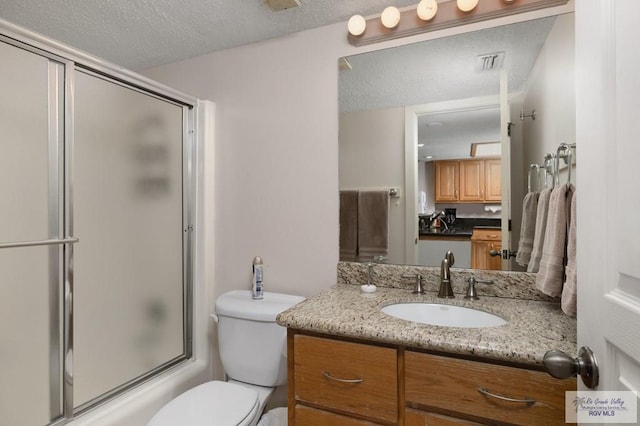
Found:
<box><xmin>277</xmin><ymin>284</ymin><xmax>576</xmax><ymax>368</ymax></box>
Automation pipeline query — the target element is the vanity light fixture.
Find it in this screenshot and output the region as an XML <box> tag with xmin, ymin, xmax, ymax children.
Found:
<box><xmin>346</xmin><ymin>0</ymin><xmax>569</xmax><ymax>47</ymax></box>
<box><xmin>417</xmin><ymin>0</ymin><xmax>438</xmax><ymax>21</ymax></box>
<box><xmin>347</xmin><ymin>14</ymin><xmax>367</xmax><ymax>36</ymax></box>
<box><xmin>381</xmin><ymin>6</ymin><xmax>401</xmax><ymax>29</ymax></box>
<box><xmin>457</xmin><ymin>0</ymin><xmax>480</xmax><ymax>12</ymax></box>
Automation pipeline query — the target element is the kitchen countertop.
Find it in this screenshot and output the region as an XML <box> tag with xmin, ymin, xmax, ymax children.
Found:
<box><xmin>277</xmin><ymin>284</ymin><xmax>576</xmax><ymax>368</ymax></box>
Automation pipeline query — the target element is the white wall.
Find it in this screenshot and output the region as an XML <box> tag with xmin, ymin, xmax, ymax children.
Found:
<box><xmin>521</xmin><ymin>13</ymin><xmax>576</xmax><ymax>186</ymax></box>
<box><xmin>339</xmin><ymin>107</ymin><xmax>405</xmax><ymax>264</ymax></box>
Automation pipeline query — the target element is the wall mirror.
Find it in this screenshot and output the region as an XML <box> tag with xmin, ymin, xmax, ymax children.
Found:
<box><xmin>339</xmin><ymin>11</ymin><xmax>575</xmax><ymax>271</ymax></box>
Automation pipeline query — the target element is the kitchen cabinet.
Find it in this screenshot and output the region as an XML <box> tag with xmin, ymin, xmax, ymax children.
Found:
<box><xmin>288</xmin><ymin>332</ymin><xmax>574</xmax><ymax>425</ymax></box>
<box><xmin>434</xmin><ymin>159</ymin><xmax>500</xmax><ymax>203</ymax></box>
<box><xmin>434</xmin><ymin>161</ymin><xmax>459</xmax><ymax>202</ymax></box>
<box><xmin>471</xmin><ymin>228</ymin><xmax>502</xmax><ymax>270</ymax></box>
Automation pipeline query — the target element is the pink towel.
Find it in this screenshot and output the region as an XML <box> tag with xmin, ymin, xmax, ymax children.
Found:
<box><xmin>561</xmin><ymin>191</ymin><xmax>577</xmax><ymax>316</ymax></box>
<box><xmin>339</xmin><ymin>191</ymin><xmax>358</xmax><ymax>261</ymax></box>
<box><xmin>528</xmin><ymin>187</ymin><xmax>552</xmax><ymax>273</ymax></box>
<box><xmin>515</xmin><ymin>192</ymin><xmax>539</xmax><ymax>266</ymax></box>
<box><xmin>357</xmin><ymin>190</ymin><xmax>389</xmax><ymax>262</ymax></box>
<box><xmin>535</xmin><ymin>184</ymin><xmax>575</xmax><ymax>297</ymax></box>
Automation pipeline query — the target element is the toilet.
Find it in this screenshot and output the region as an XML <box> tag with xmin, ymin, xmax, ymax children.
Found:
<box><xmin>148</xmin><ymin>290</ymin><xmax>304</xmax><ymax>426</ymax></box>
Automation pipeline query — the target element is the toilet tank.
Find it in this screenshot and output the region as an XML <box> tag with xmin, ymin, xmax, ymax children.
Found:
<box><xmin>215</xmin><ymin>290</ymin><xmax>304</xmax><ymax>387</ymax></box>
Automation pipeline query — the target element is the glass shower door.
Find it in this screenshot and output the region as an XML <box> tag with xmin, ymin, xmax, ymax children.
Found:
<box><xmin>72</xmin><ymin>70</ymin><xmax>187</xmax><ymax>408</ymax></box>
<box><xmin>0</xmin><ymin>41</ymin><xmax>65</xmax><ymax>425</ymax></box>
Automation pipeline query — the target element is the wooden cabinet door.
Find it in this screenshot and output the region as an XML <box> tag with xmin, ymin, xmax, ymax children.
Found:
<box><xmin>471</xmin><ymin>229</ymin><xmax>502</xmax><ymax>270</ymax></box>
<box><xmin>484</xmin><ymin>159</ymin><xmax>502</xmax><ymax>201</ymax></box>
<box><xmin>471</xmin><ymin>241</ymin><xmax>489</xmax><ymax>270</ymax></box>
<box><xmin>458</xmin><ymin>160</ymin><xmax>484</xmax><ymax>201</ymax></box>
<box><xmin>434</xmin><ymin>161</ymin><xmax>458</xmax><ymax>202</ymax></box>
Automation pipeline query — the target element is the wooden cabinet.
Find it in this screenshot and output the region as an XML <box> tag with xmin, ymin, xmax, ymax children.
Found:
<box><xmin>484</xmin><ymin>158</ymin><xmax>502</xmax><ymax>201</ymax></box>
<box><xmin>405</xmin><ymin>351</ymin><xmax>575</xmax><ymax>425</ymax></box>
<box><xmin>292</xmin><ymin>334</ymin><xmax>398</xmax><ymax>424</ymax></box>
<box><xmin>434</xmin><ymin>159</ymin><xmax>500</xmax><ymax>203</ymax></box>
<box><xmin>288</xmin><ymin>332</ymin><xmax>574</xmax><ymax>425</ymax></box>
<box><xmin>434</xmin><ymin>161</ymin><xmax>459</xmax><ymax>202</ymax></box>
<box><xmin>471</xmin><ymin>228</ymin><xmax>502</xmax><ymax>270</ymax></box>
<box><xmin>458</xmin><ymin>160</ymin><xmax>484</xmax><ymax>201</ymax></box>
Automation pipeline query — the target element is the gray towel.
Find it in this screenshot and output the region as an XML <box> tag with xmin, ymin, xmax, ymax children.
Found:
<box><xmin>339</xmin><ymin>190</ymin><xmax>358</xmax><ymax>262</ymax></box>
<box><xmin>515</xmin><ymin>192</ymin><xmax>539</xmax><ymax>266</ymax></box>
<box><xmin>536</xmin><ymin>184</ymin><xmax>575</xmax><ymax>297</ymax></box>
<box><xmin>357</xmin><ymin>190</ymin><xmax>389</xmax><ymax>262</ymax></box>
<box><xmin>561</xmin><ymin>190</ymin><xmax>577</xmax><ymax>317</ymax></box>
<box><xmin>528</xmin><ymin>187</ymin><xmax>553</xmax><ymax>273</ymax></box>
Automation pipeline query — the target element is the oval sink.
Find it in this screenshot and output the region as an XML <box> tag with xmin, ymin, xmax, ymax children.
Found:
<box><xmin>381</xmin><ymin>303</ymin><xmax>506</xmax><ymax>328</ymax></box>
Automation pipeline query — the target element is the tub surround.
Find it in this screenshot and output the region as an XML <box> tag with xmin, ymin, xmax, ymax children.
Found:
<box><xmin>277</xmin><ymin>262</ymin><xmax>575</xmax><ymax>367</ymax></box>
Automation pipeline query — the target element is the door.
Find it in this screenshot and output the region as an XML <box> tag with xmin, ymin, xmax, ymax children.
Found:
<box><xmin>499</xmin><ymin>70</ymin><xmax>513</xmax><ymax>270</ymax></box>
<box><xmin>0</xmin><ymin>40</ymin><xmax>66</xmax><ymax>426</ymax></box>
<box><xmin>576</xmin><ymin>0</ymin><xmax>640</xmax><ymax>412</ymax></box>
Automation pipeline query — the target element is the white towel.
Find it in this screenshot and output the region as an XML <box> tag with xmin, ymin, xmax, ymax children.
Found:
<box><xmin>528</xmin><ymin>187</ymin><xmax>552</xmax><ymax>273</ymax></box>
<box><xmin>515</xmin><ymin>192</ymin><xmax>539</xmax><ymax>266</ymax></box>
<box><xmin>561</xmin><ymin>190</ymin><xmax>577</xmax><ymax>317</ymax></box>
<box><xmin>536</xmin><ymin>184</ymin><xmax>575</xmax><ymax>297</ymax></box>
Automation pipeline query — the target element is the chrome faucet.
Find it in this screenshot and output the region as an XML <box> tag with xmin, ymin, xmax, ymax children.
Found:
<box><xmin>438</xmin><ymin>251</ymin><xmax>455</xmax><ymax>298</ymax></box>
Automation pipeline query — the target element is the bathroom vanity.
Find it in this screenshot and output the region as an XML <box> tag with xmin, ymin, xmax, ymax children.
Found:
<box><xmin>277</xmin><ymin>265</ymin><xmax>576</xmax><ymax>425</ymax></box>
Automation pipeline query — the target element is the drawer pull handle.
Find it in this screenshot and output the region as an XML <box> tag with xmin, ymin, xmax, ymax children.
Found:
<box><xmin>322</xmin><ymin>371</ymin><xmax>363</xmax><ymax>384</ymax></box>
<box><xmin>477</xmin><ymin>388</ymin><xmax>536</xmax><ymax>405</ymax></box>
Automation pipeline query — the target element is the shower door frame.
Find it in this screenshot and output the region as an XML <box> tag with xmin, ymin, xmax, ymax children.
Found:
<box><xmin>0</xmin><ymin>22</ymin><xmax>198</xmax><ymax>425</ymax></box>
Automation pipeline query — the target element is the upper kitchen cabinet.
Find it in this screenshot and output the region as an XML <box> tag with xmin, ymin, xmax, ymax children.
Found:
<box><xmin>434</xmin><ymin>160</ymin><xmax>459</xmax><ymax>202</ymax></box>
<box><xmin>434</xmin><ymin>158</ymin><xmax>501</xmax><ymax>203</ymax></box>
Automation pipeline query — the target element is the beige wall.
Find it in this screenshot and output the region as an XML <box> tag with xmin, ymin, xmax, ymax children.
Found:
<box><xmin>521</xmin><ymin>13</ymin><xmax>576</xmax><ymax>187</ymax></box>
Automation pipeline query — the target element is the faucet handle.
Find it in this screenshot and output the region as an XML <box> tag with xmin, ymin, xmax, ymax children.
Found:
<box><xmin>464</xmin><ymin>277</ymin><xmax>494</xmax><ymax>300</ymax></box>
<box><xmin>402</xmin><ymin>273</ymin><xmax>425</xmax><ymax>295</ymax></box>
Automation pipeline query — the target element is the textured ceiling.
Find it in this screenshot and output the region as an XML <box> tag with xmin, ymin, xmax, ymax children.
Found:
<box><xmin>0</xmin><ymin>0</ymin><xmax>417</xmax><ymax>70</ymax></box>
<box><xmin>337</xmin><ymin>15</ymin><xmax>559</xmax><ymax>161</ymax></box>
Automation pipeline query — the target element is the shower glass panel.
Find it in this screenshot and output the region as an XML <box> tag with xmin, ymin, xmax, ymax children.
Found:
<box><xmin>73</xmin><ymin>70</ymin><xmax>185</xmax><ymax>407</ymax></box>
<box><xmin>0</xmin><ymin>41</ymin><xmax>64</xmax><ymax>425</ymax></box>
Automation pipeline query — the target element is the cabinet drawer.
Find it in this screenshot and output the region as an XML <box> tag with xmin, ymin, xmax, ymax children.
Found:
<box><xmin>294</xmin><ymin>335</ymin><xmax>398</xmax><ymax>423</ymax></box>
<box><xmin>471</xmin><ymin>228</ymin><xmax>501</xmax><ymax>242</ymax></box>
<box><xmin>405</xmin><ymin>351</ymin><xmax>575</xmax><ymax>425</ymax></box>
<box><xmin>405</xmin><ymin>408</ymin><xmax>482</xmax><ymax>425</ymax></box>
<box><xmin>295</xmin><ymin>405</ymin><xmax>384</xmax><ymax>425</ymax></box>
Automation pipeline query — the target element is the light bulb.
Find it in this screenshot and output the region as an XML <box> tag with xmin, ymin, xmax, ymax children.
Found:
<box><xmin>347</xmin><ymin>15</ymin><xmax>366</xmax><ymax>36</ymax></box>
<box><xmin>457</xmin><ymin>0</ymin><xmax>479</xmax><ymax>12</ymax></box>
<box><xmin>381</xmin><ymin>6</ymin><xmax>401</xmax><ymax>29</ymax></box>
<box><xmin>417</xmin><ymin>0</ymin><xmax>438</xmax><ymax>21</ymax></box>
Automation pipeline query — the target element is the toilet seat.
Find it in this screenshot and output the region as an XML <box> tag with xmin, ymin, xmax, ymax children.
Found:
<box><xmin>148</xmin><ymin>381</ymin><xmax>260</xmax><ymax>426</ymax></box>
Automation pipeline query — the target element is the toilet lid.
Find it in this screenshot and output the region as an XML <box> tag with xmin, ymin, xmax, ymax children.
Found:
<box><xmin>148</xmin><ymin>381</ymin><xmax>260</xmax><ymax>426</ymax></box>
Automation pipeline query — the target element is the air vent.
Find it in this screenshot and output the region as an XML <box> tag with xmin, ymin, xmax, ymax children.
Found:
<box><xmin>263</xmin><ymin>0</ymin><xmax>300</xmax><ymax>12</ymax></box>
<box><xmin>476</xmin><ymin>52</ymin><xmax>505</xmax><ymax>71</ymax></box>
